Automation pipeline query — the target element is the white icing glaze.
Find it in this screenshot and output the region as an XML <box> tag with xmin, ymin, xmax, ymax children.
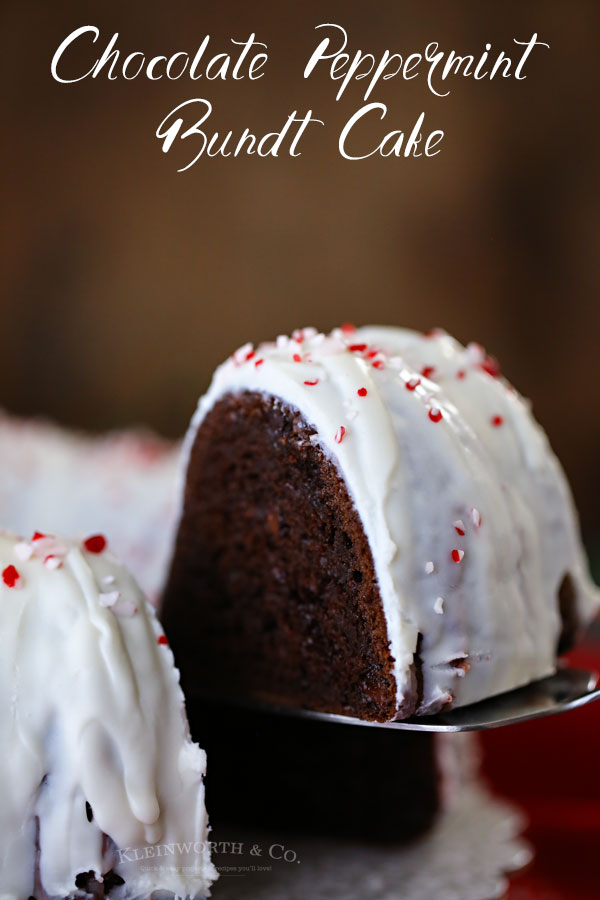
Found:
<box><xmin>182</xmin><ymin>325</ymin><xmax>599</xmax><ymax>718</ymax></box>
<box><xmin>0</xmin><ymin>532</ymin><xmax>216</xmax><ymax>900</ymax></box>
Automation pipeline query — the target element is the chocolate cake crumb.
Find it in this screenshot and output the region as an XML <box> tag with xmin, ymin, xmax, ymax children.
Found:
<box><xmin>163</xmin><ymin>391</ymin><xmax>401</xmax><ymax>722</ymax></box>
<box><xmin>557</xmin><ymin>572</ymin><xmax>580</xmax><ymax>654</ymax></box>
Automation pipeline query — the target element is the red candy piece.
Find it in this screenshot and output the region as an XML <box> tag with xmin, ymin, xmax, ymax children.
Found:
<box><xmin>429</xmin><ymin>408</ymin><xmax>443</xmax><ymax>423</ymax></box>
<box><xmin>480</xmin><ymin>355</ymin><xmax>501</xmax><ymax>378</ymax></box>
<box><xmin>83</xmin><ymin>534</ymin><xmax>107</xmax><ymax>554</ymax></box>
<box><xmin>32</xmin><ymin>531</ymin><xmax>47</xmax><ymax>541</ymax></box>
<box><xmin>406</xmin><ymin>377</ymin><xmax>420</xmax><ymax>391</ymax></box>
<box><xmin>254</xmin><ymin>358</ymin><xmax>264</xmax><ymax>368</ymax></box>
<box><xmin>471</xmin><ymin>508</ymin><xmax>482</xmax><ymax>528</ymax></box>
<box><xmin>304</xmin><ymin>379</ymin><xmax>319</xmax><ymax>386</ymax></box>
<box><xmin>491</xmin><ymin>415</ymin><xmax>504</xmax><ymax>427</ymax></box>
<box><xmin>451</xmin><ymin>549</ymin><xmax>464</xmax><ymax>563</ymax></box>
<box><xmin>357</xmin><ymin>387</ymin><xmax>367</xmax><ymax>397</ymax></box>
<box><xmin>341</xmin><ymin>323</ymin><xmax>356</xmax><ymax>334</ymax></box>
<box><xmin>334</xmin><ymin>425</ymin><xmax>346</xmax><ymax>444</ymax></box>
<box><xmin>2</xmin><ymin>565</ymin><xmax>21</xmax><ymax>588</ymax></box>
<box><xmin>421</xmin><ymin>366</ymin><xmax>436</xmax><ymax>379</ymax></box>
<box><xmin>348</xmin><ymin>343</ymin><xmax>367</xmax><ymax>353</ymax></box>
<box><xmin>372</xmin><ymin>360</ymin><xmax>384</xmax><ymax>370</ymax></box>
<box><xmin>157</xmin><ymin>635</ymin><xmax>169</xmax><ymax>646</ymax></box>
<box><xmin>292</xmin><ymin>353</ymin><xmax>302</xmax><ymax>363</ymax></box>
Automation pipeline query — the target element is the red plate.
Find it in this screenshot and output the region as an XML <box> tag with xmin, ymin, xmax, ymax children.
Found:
<box><xmin>482</xmin><ymin>637</ymin><xmax>600</xmax><ymax>900</ymax></box>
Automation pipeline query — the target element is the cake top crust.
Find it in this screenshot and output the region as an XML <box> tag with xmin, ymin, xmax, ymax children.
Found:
<box><xmin>184</xmin><ymin>324</ymin><xmax>599</xmax><ymax>717</ymax></box>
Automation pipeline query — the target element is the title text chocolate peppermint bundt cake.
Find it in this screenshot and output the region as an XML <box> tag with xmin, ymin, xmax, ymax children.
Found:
<box><xmin>0</xmin><ymin>531</ymin><xmax>216</xmax><ymax>900</ymax></box>
<box><xmin>163</xmin><ymin>326</ymin><xmax>599</xmax><ymax>722</ymax></box>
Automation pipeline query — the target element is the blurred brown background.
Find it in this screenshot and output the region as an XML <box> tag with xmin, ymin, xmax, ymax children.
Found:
<box><xmin>1</xmin><ymin>1</ymin><xmax>599</xmax><ymax>547</ymax></box>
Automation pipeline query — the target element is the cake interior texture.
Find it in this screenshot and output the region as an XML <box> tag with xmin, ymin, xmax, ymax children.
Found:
<box><xmin>163</xmin><ymin>391</ymin><xmax>402</xmax><ymax>722</ymax></box>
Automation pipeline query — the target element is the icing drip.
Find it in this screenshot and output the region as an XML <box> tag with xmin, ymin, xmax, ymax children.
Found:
<box><xmin>181</xmin><ymin>325</ymin><xmax>599</xmax><ymax>718</ymax></box>
<box><xmin>0</xmin><ymin>532</ymin><xmax>216</xmax><ymax>900</ymax></box>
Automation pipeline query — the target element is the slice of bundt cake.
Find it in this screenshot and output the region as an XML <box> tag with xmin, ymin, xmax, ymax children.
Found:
<box><xmin>0</xmin><ymin>531</ymin><xmax>216</xmax><ymax>900</ymax></box>
<box><xmin>162</xmin><ymin>325</ymin><xmax>599</xmax><ymax>722</ymax></box>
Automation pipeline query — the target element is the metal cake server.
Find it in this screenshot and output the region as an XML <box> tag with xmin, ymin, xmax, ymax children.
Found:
<box><xmin>263</xmin><ymin>666</ymin><xmax>600</xmax><ymax>732</ymax></box>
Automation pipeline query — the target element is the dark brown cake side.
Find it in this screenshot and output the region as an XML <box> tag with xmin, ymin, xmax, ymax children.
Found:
<box><xmin>188</xmin><ymin>699</ymin><xmax>440</xmax><ymax>843</ymax></box>
<box><xmin>162</xmin><ymin>390</ymin><xmax>413</xmax><ymax>722</ymax></box>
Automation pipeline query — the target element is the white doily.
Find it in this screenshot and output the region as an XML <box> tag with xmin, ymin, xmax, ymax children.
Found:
<box><xmin>210</xmin><ymin>783</ymin><xmax>531</xmax><ymax>900</ymax></box>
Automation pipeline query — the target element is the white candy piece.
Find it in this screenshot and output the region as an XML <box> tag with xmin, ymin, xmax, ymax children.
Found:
<box><xmin>0</xmin><ymin>532</ymin><xmax>216</xmax><ymax>900</ymax></box>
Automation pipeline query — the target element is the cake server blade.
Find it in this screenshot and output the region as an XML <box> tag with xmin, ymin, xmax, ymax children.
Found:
<box><xmin>265</xmin><ymin>667</ymin><xmax>600</xmax><ymax>732</ymax></box>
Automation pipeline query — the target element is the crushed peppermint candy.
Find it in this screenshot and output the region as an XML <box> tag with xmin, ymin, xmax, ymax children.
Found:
<box><xmin>421</xmin><ymin>366</ymin><xmax>436</xmax><ymax>379</ymax></box>
<box><xmin>453</xmin><ymin>520</ymin><xmax>466</xmax><ymax>536</ymax></box>
<box><xmin>334</xmin><ymin>425</ymin><xmax>346</xmax><ymax>444</ymax></box>
<box><xmin>115</xmin><ymin>600</ymin><xmax>138</xmax><ymax>618</ymax></box>
<box><xmin>424</xmin><ymin>561</ymin><xmax>435</xmax><ymax>575</ymax></box>
<box><xmin>451</xmin><ymin>548</ymin><xmax>465</xmax><ymax>563</ymax></box>
<box><xmin>480</xmin><ymin>355</ymin><xmax>502</xmax><ymax>378</ymax></box>
<box><xmin>14</xmin><ymin>541</ymin><xmax>33</xmax><ymax>562</ymax></box>
<box><xmin>292</xmin><ymin>353</ymin><xmax>302</xmax><ymax>363</ymax></box>
<box><xmin>465</xmin><ymin>342</ymin><xmax>485</xmax><ymax>364</ymax></box>
<box><xmin>406</xmin><ymin>377</ymin><xmax>421</xmax><ymax>391</ymax></box>
<box><xmin>471</xmin><ymin>508</ymin><xmax>482</xmax><ymax>527</ymax></box>
<box><xmin>304</xmin><ymin>379</ymin><xmax>319</xmax><ymax>386</ymax></box>
<box><xmin>99</xmin><ymin>591</ymin><xmax>120</xmax><ymax>608</ymax></box>
<box><xmin>348</xmin><ymin>343</ymin><xmax>367</xmax><ymax>353</ymax></box>
<box><xmin>2</xmin><ymin>565</ymin><xmax>22</xmax><ymax>589</ymax></box>
<box><xmin>491</xmin><ymin>415</ymin><xmax>504</xmax><ymax>427</ymax></box>
<box><xmin>434</xmin><ymin>597</ymin><xmax>445</xmax><ymax>615</ymax></box>
<box><xmin>157</xmin><ymin>634</ymin><xmax>169</xmax><ymax>646</ymax></box>
<box><xmin>357</xmin><ymin>387</ymin><xmax>367</xmax><ymax>397</ymax></box>
<box><xmin>429</xmin><ymin>407</ymin><xmax>443</xmax><ymax>423</ymax></box>
<box><xmin>232</xmin><ymin>342</ymin><xmax>254</xmax><ymax>365</ymax></box>
<box><xmin>254</xmin><ymin>358</ymin><xmax>264</xmax><ymax>368</ymax></box>
<box><xmin>28</xmin><ymin>535</ymin><xmax>68</xmax><ymax>564</ymax></box>
<box><xmin>83</xmin><ymin>534</ymin><xmax>107</xmax><ymax>554</ymax></box>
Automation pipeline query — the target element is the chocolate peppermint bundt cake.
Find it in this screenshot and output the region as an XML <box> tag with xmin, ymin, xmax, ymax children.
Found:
<box><xmin>162</xmin><ymin>325</ymin><xmax>599</xmax><ymax>723</ymax></box>
<box><xmin>0</xmin><ymin>532</ymin><xmax>216</xmax><ymax>900</ymax></box>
